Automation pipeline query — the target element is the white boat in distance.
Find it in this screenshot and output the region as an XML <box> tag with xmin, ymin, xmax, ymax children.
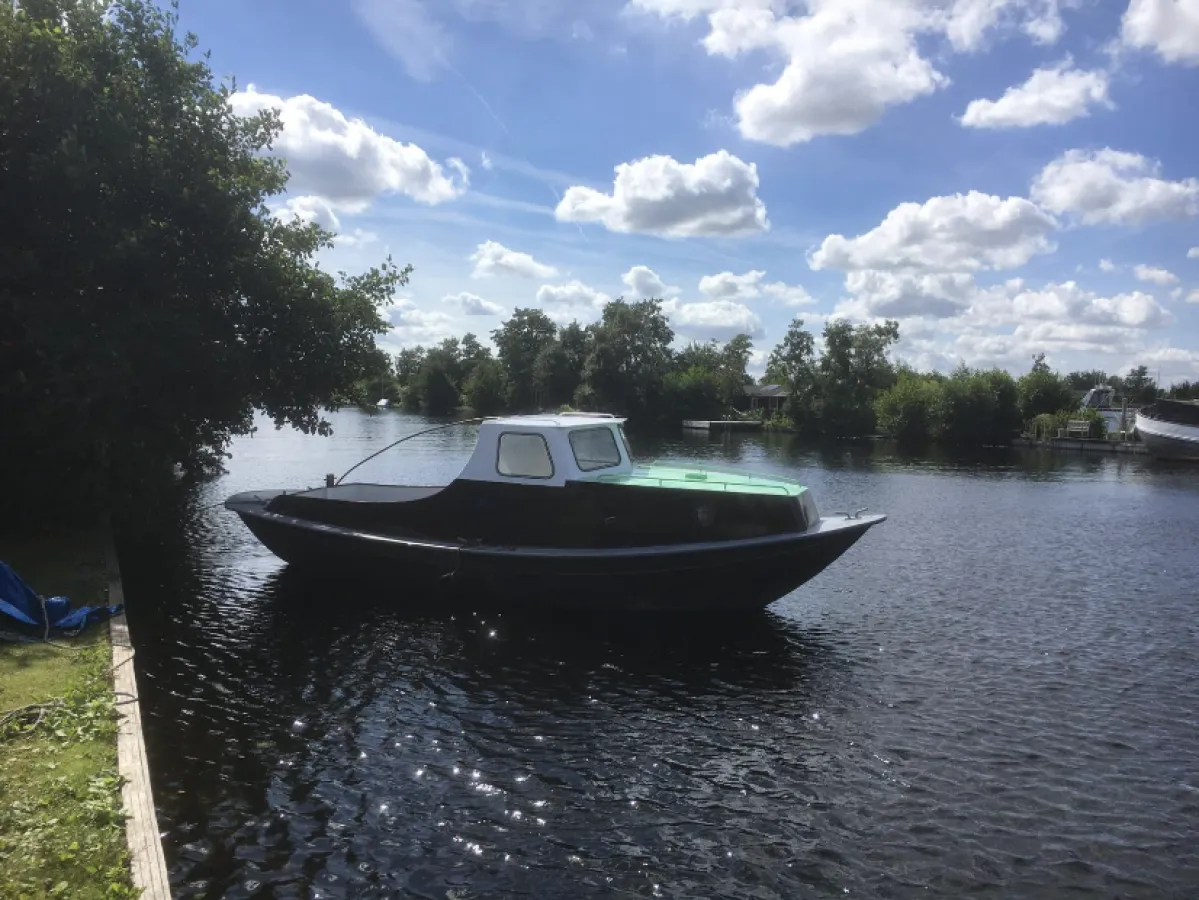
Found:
<box><xmin>1135</xmin><ymin>399</ymin><xmax>1199</xmax><ymax>461</ymax></box>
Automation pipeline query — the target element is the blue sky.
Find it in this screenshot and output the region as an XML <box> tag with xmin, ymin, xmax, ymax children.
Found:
<box><xmin>186</xmin><ymin>0</ymin><xmax>1198</xmax><ymax>381</ymax></box>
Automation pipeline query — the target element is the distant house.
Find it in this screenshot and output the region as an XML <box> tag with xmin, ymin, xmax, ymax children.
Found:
<box><xmin>744</xmin><ymin>383</ymin><xmax>790</xmax><ymax>414</ymax></box>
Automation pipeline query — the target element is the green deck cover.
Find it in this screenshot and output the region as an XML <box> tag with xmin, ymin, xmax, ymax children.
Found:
<box><xmin>589</xmin><ymin>465</ymin><xmax>803</xmax><ymax>497</ymax></box>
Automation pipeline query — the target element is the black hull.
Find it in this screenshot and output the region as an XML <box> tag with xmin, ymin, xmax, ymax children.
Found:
<box><xmin>235</xmin><ymin>508</ymin><xmax>881</xmax><ymax>611</ymax></box>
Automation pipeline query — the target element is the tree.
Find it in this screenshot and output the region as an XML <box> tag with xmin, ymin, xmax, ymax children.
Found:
<box><xmin>492</xmin><ymin>309</ymin><xmax>558</xmax><ymax>410</ymax></box>
<box><xmin>764</xmin><ymin>318</ymin><xmax>818</xmax><ymax>428</ymax></box>
<box><xmin>717</xmin><ymin>334</ymin><xmax>754</xmax><ymax>410</ymax></box>
<box><xmin>1122</xmin><ymin>365</ymin><xmax>1158</xmax><ymax>405</ymax></box>
<box><xmin>874</xmin><ymin>370</ymin><xmax>943</xmax><ymax>447</ymax></box>
<box><xmin>1065</xmin><ymin>370</ymin><xmax>1110</xmax><ymax>390</ymax></box>
<box><xmin>939</xmin><ymin>366</ymin><xmax>1021</xmax><ymax>446</ymax></box>
<box><xmin>0</xmin><ymin>0</ymin><xmax>404</xmax><ymax>515</ymax></box>
<box><xmin>581</xmin><ymin>299</ymin><xmax>674</xmax><ymax>420</ymax></box>
<box><xmin>395</xmin><ymin>347</ymin><xmax>426</xmax><ymax>385</ymax></box>
<box><xmin>462</xmin><ymin>357</ymin><xmax>506</xmax><ymax>415</ymax></box>
<box><xmin>1018</xmin><ymin>353</ymin><xmax>1078</xmax><ymax>420</ymax></box>
<box><xmin>814</xmin><ymin>320</ymin><xmax>900</xmax><ymax>437</ymax></box>
<box><xmin>412</xmin><ymin>349</ymin><xmax>460</xmax><ymax>415</ymax></box>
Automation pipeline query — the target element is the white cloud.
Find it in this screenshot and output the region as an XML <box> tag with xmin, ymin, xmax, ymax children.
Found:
<box><xmin>1189</xmin><ymin>290</ymin><xmax>1199</xmax><ymax>304</ymax></box>
<box><xmin>536</xmin><ymin>280</ymin><xmax>612</xmax><ymax>308</ymax></box>
<box><xmin>960</xmin><ymin>62</ymin><xmax>1110</xmax><ymax>129</ymax></box>
<box><xmin>762</xmin><ymin>282</ymin><xmax>815</xmax><ymax>306</ymax></box>
<box><xmin>1030</xmin><ymin>149</ymin><xmax>1199</xmax><ymax>226</ymax></box>
<box><xmin>384</xmin><ymin>299</ymin><xmax>458</xmax><ymax>346</ymax></box>
<box><xmin>1134</xmin><ymin>264</ymin><xmax>1179</xmax><ymax>286</ymax></box>
<box><xmin>716</xmin><ymin>2</ymin><xmax>945</xmax><ymax>147</ymax></box>
<box><xmin>469</xmin><ymin>241</ymin><xmax>558</xmax><ymax>279</ymax></box>
<box><xmin>443</xmin><ymin>291</ymin><xmax>506</xmax><ymax>316</ymax></box>
<box><xmin>1189</xmin><ymin>247</ymin><xmax>1199</xmax><ymax>258</ymax></box>
<box><xmin>622</xmin><ymin>265</ymin><xmax>678</xmax><ymax>297</ymax></box>
<box><xmin>336</xmin><ymin>228</ymin><xmax>379</xmax><ymax>247</ymax></box>
<box><xmin>845</xmin><ymin>270</ymin><xmax>978</xmax><ymax>318</ymax></box>
<box><xmin>810</xmin><ymin>191</ymin><xmax>1058</xmax><ymax>273</ymax></box>
<box><xmin>555</xmin><ymin>150</ymin><xmax>769</xmax><ymax>236</ymax></box>
<box><xmin>663</xmin><ymin>298</ymin><xmax>764</xmax><ymax>341</ymax></box>
<box><xmin>1121</xmin><ymin>0</ymin><xmax>1199</xmax><ymax>66</ymax></box>
<box><xmin>698</xmin><ymin>269</ymin><xmax>765</xmax><ymax>300</ymax></box>
<box><xmin>281</xmin><ymin>195</ymin><xmax>341</xmax><ymax>230</ymax></box>
<box><xmin>1099</xmin><ymin>257</ymin><xmax>1116</xmax><ymax>272</ymax></box>
<box><xmin>229</xmin><ymin>86</ymin><xmax>468</xmax><ymax>219</ymax></box>
<box><xmin>630</xmin><ymin>0</ymin><xmax>1075</xmax><ymax>146</ymax></box>
<box><xmin>481</xmin><ymin>151</ymin><xmax>494</xmax><ymax>171</ymax></box>
<box><xmin>1171</xmin><ymin>287</ymin><xmax>1183</xmax><ymax>300</ymax></box>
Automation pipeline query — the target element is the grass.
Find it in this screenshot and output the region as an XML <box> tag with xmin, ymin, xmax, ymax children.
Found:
<box><xmin>0</xmin><ymin>528</ymin><xmax>137</xmax><ymax>900</ymax></box>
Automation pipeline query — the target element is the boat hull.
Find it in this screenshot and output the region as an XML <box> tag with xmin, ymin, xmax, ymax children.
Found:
<box><xmin>1135</xmin><ymin>413</ymin><xmax>1199</xmax><ymax>461</ymax></box>
<box><xmin>231</xmin><ymin>502</ymin><xmax>883</xmax><ymax>611</ymax></box>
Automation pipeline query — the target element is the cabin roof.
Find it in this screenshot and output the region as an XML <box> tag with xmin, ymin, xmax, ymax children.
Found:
<box><xmin>482</xmin><ymin>413</ymin><xmax>627</xmax><ymax>429</ymax></box>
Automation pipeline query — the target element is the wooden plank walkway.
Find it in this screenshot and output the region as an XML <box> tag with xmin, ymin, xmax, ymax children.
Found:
<box><xmin>106</xmin><ymin>533</ymin><xmax>172</xmax><ymax>900</ymax></box>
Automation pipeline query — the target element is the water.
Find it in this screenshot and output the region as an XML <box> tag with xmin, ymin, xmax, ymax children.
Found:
<box><xmin>118</xmin><ymin>410</ymin><xmax>1199</xmax><ymax>899</ymax></box>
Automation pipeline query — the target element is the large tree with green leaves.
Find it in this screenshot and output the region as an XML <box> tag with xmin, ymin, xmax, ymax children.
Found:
<box><xmin>491</xmin><ymin>308</ymin><xmax>558</xmax><ymax>410</ymax></box>
<box><xmin>1017</xmin><ymin>353</ymin><xmax>1078</xmax><ymax>421</ymax></box>
<box><xmin>581</xmin><ymin>299</ymin><xmax>675</xmax><ymax>420</ymax></box>
<box><xmin>1</xmin><ymin>0</ymin><xmax>405</xmax><ymax>513</ymax></box>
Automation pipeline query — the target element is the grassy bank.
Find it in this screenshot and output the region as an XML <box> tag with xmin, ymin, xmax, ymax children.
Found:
<box><xmin>0</xmin><ymin>529</ymin><xmax>135</xmax><ymax>900</ymax></box>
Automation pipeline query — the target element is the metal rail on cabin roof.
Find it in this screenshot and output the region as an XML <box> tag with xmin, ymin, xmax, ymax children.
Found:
<box><xmin>333</xmin><ymin>418</ymin><xmax>487</xmax><ymax>486</ymax></box>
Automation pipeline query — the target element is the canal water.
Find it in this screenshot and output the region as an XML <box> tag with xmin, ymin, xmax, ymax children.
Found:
<box><xmin>118</xmin><ymin>410</ymin><xmax>1199</xmax><ymax>899</ymax></box>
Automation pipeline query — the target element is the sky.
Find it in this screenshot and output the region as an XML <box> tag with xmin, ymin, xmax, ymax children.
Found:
<box><xmin>184</xmin><ymin>0</ymin><xmax>1199</xmax><ymax>382</ymax></box>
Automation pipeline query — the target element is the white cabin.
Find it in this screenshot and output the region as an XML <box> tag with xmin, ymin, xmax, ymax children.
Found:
<box><xmin>458</xmin><ymin>414</ymin><xmax>635</xmax><ymax>487</ymax></box>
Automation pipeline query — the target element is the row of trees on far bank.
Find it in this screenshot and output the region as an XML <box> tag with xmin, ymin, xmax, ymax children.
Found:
<box><xmin>372</xmin><ymin>305</ymin><xmax>1179</xmax><ymax>448</ymax></box>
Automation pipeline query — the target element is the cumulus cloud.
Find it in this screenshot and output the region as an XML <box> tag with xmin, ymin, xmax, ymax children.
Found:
<box><xmin>663</xmin><ymin>298</ymin><xmax>764</xmax><ymax>341</ymax></box>
<box><xmin>1189</xmin><ymin>247</ymin><xmax>1199</xmax><ymax>259</ymax></box>
<box><xmin>1008</xmin><ymin>283</ymin><xmax>1170</xmax><ymax>328</ymax></box>
<box><xmin>810</xmin><ymin>191</ymin><xmax>1058</xmax><ymax>273</ymax></box>
<box><xmin>622</xmin><ymin>265</ymin><xmax>678</xmax><ymax>297</ymax></box>
<box><xmin>470</xmin><ymin>241</ymin><xmax>558</xmax><ymax>279</ymax></box>
<box><xmin>443</xmin><ymin>291</ymin><xmax>505</xmax><ymax>316</ymax></box>
<box><xmin>1030</xmin><ymin>149</ymin><xmax>1199</xmax><ymax>226</ymax></box>
<box><xmin>536</xmin><ymin>280</ymin><xmax>612</xmax><ymax>308</ymax></box>
<box><xmin>762</xmin><ymin>282</ymin><xmax>815</xmax><ymax>306</ymax></box>
<box><xmin>229</xmin><ymin>86</ymin><xmax>468</xmax><ymax>220</ymax></box>
<box><xmin>698</xmin><ymin>270</ymin><xmax>765</xmax><ymax>300</ymax></box>
<box><xmin>281</xmin><ymin>195</ymin><xmax>342</xmax><ymax>230</ymax></box>
<box><xmin>1121</xmin><ymin>0</ymin><xmax>1199</xmax><ymax>66</ymax></box>
<box><xmin>630</xmin><ymin>0</ymin><xmax>1072</xmax><ymax>146</ymax></box>
<box><xmin>1189</xmin><ymin>290</ymin><xmax>1199</xmax><ymax>304</ymax></box>
<box><xmin>384</xmin><ymin>299</ymin><xmax>458</xmax><ymax>345</ymax></box>
<box><xmin>844</xmin><ymin>271</ymin><xmax>978</xmax><ymax>318</ymax></box>
<box><xmin>1133</xmin><ymin>265</ymin><xmax>1179</xmax><ymax>286</ymax></box>
<box><xmin>555</xmin><ymin>151</ymin><xmax>768</xmax><ymax>236</ymax></box>
<box><xmin>960</xmin><ymin>62</ymin><xmax>1110</xmax><ymax>129</ymax></box>
<box><xmin>1099</xmin><ymin>258</ymin><xmax>1117</xmax><ymax>272</ymax></box>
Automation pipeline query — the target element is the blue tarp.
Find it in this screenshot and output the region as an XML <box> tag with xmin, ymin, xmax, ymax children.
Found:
<box><xmin>0</xmin><ymin>559</ymin><xmax>122</xmax><ymax>634</ymax></box>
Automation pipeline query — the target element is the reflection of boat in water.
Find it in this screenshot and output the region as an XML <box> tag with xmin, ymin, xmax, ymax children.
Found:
<box><xmin>225</xmin><ymin>414</ymin><xmax>885</xmax><ymax>611</ymax></box>
<box><xmin>1135</xmin><ymin>399</ymin><xmax>1199</xmax><ymax>461</ymax></box>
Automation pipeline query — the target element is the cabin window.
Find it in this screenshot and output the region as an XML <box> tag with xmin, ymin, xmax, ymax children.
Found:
<box><xmin>569</xmin><ymin>427</ymin><xmax>622</xmax><ymax>472</ymax></box>
<box><xmin>496</xmin><ymin>433</ymin><xmax>554</xmax><ymax>479</ymax></box>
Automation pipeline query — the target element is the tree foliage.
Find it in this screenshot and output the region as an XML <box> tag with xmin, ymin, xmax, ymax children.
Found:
<box><xmin>491</xmin><ymin>308</ymin><xmax>558</xmax><ymax>410</ymax></box>
<box><xmin>1017</xmin><ymin>354</ymin><xmax>1079</xmax><ymax>421</ymax></box>
<box><xmin>1</xmin><ymin>0</ymin><xmax>404</xmax><ymax>512</ymax></box>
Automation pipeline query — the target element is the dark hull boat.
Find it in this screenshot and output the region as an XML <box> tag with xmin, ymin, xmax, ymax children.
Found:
<box><xmin>226</xmin><ymin>415</ymin><xmax>885</xmax><ymax>611</ymax></box>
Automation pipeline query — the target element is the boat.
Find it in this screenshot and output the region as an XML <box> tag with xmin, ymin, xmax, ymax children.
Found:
<box><xmin>1135</xmin><ymin>399</ymin><xmax>1199</xmax><ymax>460</ymax></box>
<box><xmin>224</xmin><ymin>414</ymin><xmax>885</xmax><ymax>610</ymax></box>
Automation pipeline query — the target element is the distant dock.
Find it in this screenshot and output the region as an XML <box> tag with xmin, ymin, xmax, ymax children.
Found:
<box><xmin>682</xmin><ymin>419</ymin><xmax>763</xmax><ymax>432</ymax></box>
